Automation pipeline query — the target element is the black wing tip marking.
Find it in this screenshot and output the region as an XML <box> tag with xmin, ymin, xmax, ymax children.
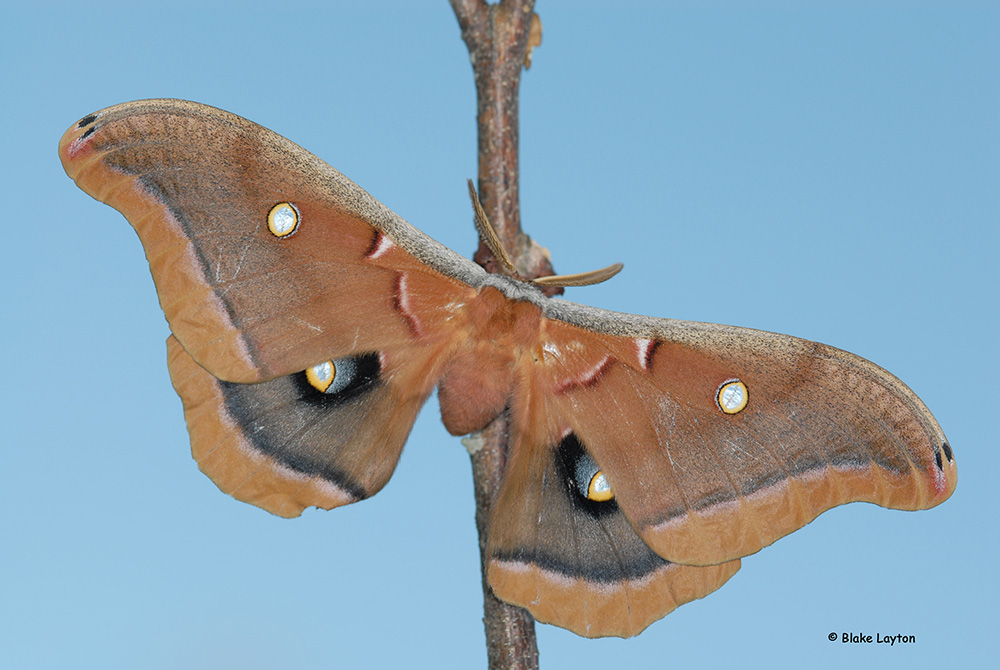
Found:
<box><xmin>78</xmin><ymin>113</ymin><xmax>99</xmax><ymax>128</ymax></box>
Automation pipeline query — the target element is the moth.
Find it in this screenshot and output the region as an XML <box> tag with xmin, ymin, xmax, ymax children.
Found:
<box><xmin>59</xmin><ymin>100</ymin><xmax>956</xmax><ymax>638</ymax></box>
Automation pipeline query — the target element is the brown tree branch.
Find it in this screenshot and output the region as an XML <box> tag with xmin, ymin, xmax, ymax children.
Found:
<box><xmin>449</xmin><ymin>1</ymin><xmax>549</xmax><ymax>668</ymax></box>
<box><xmin>452</xmin><ymin>0</ymin><xmax>555</xmax><ymax>284</ymax></box>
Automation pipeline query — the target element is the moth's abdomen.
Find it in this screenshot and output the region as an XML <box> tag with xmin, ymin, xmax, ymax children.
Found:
<box><xmin>437</xmin><ymin>286</ymin><xmax>543</xmax><ymax>435</ymax></box>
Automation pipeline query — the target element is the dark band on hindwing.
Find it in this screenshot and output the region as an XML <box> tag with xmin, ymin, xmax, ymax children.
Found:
<box><xmin>492</xmin><ymin>433</ymin><xmax>671</xmax><ymax>583</ymax></box>
<box><xmin>218</xmin><ymin>352</ymin><xmax>384</xmax><ymax>500</ymax></box>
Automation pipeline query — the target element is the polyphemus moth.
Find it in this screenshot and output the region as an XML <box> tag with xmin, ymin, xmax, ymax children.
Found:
<box><xmin>59</xmin><ymin>99</ymin><xmax>956</xmax><ymax>638</ymax></box>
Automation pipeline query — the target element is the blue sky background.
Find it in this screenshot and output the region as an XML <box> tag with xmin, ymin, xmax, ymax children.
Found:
<box><xmin>2</xmin><ymin>2</ymin><xmax>996</xmax><ymax>668</ymax></box>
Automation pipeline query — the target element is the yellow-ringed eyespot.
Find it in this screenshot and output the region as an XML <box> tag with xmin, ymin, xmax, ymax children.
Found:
<box><xmin>303</xmin><ymin>354</ymin><xmax>381</xmax><ymax>402</ymax></box>
<box><xmin>267</xmin><ymin>202</ymin><xmax>299</xmax><ymax>237</ymax></box>
<box><xmin>305</xmin><ymin>358</ymin><xmax>361</xmax><ymax>395</ymax></box>
<box><xmin>574</xmin><ymin>449</ymin><xmax>614</xmax><ymax>502</ymax></box>
<box><xmin>717</xmin><ymin>379</ymin><xmax>749</xmax><ymax>414</ymax></box>
<box><xmin>306</xmin><ymin>360</ymin><xmax>335</xmax><ymax>392</ymax></box>
<box><xmin>587</xmin><ymin>470</ymin><xmax>614</xmax><ymax>502</ymax></box>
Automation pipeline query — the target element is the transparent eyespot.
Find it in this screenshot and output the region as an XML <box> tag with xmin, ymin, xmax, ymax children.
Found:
<box><xmin>717</xmin><ymin>379</ymin><xmax>749</xmax><ymax>415</ymax></box>
<box><xmin>305</xmin><ymin>357</ymin><xmax>358</xmax><ymax>395</ymax></box>
<box><xmin>306</xmin><ymin>360</ymin><xmax>335</xmax><ymax>392</ymax></box>
<box><xmin>587</xmin><ymin>470</ymin><xmax>613</xmax><ymax>502</ymax></box>
<box><xmin>267</xmin><ymin>202</ymin><xmax>299</xmax><ymax>237</ymax></box>
<box><xmin>575</xmin><ymin>450</ymin><xmax>614</xmax><ymax>502</ymax></box>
